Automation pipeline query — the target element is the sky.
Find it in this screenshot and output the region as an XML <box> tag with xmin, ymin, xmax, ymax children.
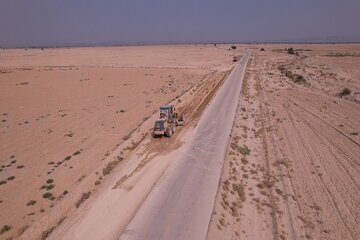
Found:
<box><xmin>0</xmin><ymin>0</ymin><xmax>360</xmax><ymax>47</ymax></box>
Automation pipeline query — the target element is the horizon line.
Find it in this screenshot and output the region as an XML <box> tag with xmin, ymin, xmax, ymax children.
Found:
<box><xmin>2</xmin><ymin>39</ymin><xmax>360</xmax><ymax>49</ymax></box>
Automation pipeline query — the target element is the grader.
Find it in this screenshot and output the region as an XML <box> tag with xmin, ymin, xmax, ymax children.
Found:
<box><xmin>153</xmin><ymin>105</ymin><xmax>184</xmax><ymax>138</ymax></box>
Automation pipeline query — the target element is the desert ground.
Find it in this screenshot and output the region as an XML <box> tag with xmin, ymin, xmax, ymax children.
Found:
<box><xmin>0</xmin><ymin>44</ymin><xmax>236</xmax><ymax>239</ymax></box>
<box><xmin>0</xmin><ymin>44</ymin><xmax>359</xmax><ymax>240</ymax></box>
<box><xmin>208</xmin><ymin>44</ymin><xmax>360</xmax><ymax>240</ymax></box>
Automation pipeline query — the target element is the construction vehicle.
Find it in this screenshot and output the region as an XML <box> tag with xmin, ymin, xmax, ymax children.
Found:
<box><xmin>153</xmin><ymin>105</ymin><xmax>184</xmax><ymax>138</ymax></box>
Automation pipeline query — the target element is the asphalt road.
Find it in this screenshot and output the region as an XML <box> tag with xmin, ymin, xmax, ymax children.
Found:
<box><xmin>120</xmin><ymin>53</ymin><xmax>250</xmax><ymax>240</ymax></box>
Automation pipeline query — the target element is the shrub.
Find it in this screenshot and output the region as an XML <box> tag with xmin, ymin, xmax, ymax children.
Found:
<box><xmin>293</xmin><ymin>74</ymin><xmax>306</xmax><ymax>84</ymax></box>
<box><xmin>17</xmin><ymin>224</ymin><xmax>30</xmax><ymax>235</ymax></box>
<box><xmin>46</xmin><ymin>184</ymin><xmax>55</xmax><ymax>190</ymax></box>
<box><xmin>73</xmin><ymin>150</ymin><xmax>81</xmax><ymax>156</ymax></box>
<box><xmin>102</xmin><ymin>157</ymin><xmax>123</xmax><ymax>176</ymax></box>
<box><xmin>339</xmin><ymin>88</ymin><xmax>351</xmax><ymax>97</ymax></box>
<box><xmin>76</xmin><ymin>192</ymin><xmax>91</xmax><ymax>208</ymax></box>
<box><xmin>26</xmin><ymin>200</ymin><xmax>37</xmax><ymax>206</ymax></box>
<box><xmin>0</xmin><ymin>225</ymin><xmax>12</xmax><ymax>235</ymax></box>
<box><xmin>46</xmin><ymin>179</ymin><xmax>54</xmax><ymax>184</ymax></box>
<box><xmin>41</xmin><ymin>226</ymin><xmax>55</xmax><ymax>240</ymax></box>
<box><xmin>231</xmin><ymin>45</ymin><xmax>237</xmax><ymax>49</ymax></box>
<box><xmin>122</xmin><ymin>134</ymin><xmax>130</xmax><ymax>141</ymax></box>
<box><xmin>42</xmin><ymin>192</ymin><xmax>53</xmax><ymax>199</ymax></box>
<box><xmin>64</xmin><ymin>156</ymin><xmax>71</xmax><ymax>161</ymax></box>
<box><xmin>287</xmin><ymin>47</ymin><xmax>295</xmax><ymax>54</ymax></box>
<box><xmin>260</xmin><ymin>48</ymin><xmax>265</xmax><ymax>51</ymax></box>
<box><xmin>232</xmin><ymin>183</ymin><xmax>246</xmax><ymax>202</ymax></box>
<box><xmin>231</xmin><ymin>142</ymin><xmax>251</xmax><ymax>156</ymax></box>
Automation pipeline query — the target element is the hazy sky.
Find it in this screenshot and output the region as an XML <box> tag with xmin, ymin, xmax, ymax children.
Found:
<box><xmin>1</xmin><ymin>0</ymin><xmax>359</xmax><ymax>47</ymax></box>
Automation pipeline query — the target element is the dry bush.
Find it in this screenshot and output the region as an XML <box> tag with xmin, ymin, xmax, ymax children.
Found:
<box><xmin>42</xmin><ymin>192</ymin><xmax>55</xmax><ymax>201</ymax></box>
<box><xmin>76</xmin><ymin>192</ymin><xmax>91</xmax><ymax>208</ymax></box>
<box><xmin>0</xmin><ymin>225</ymin><xmax>12</xmax><ymax>235</ymax></box>
<box><xmin>122</xmin><ymin>135</ymin><xmax>130</xmax><ymax>141</ymax></box>
<box><xmin>102</xmin><ymin>156</ymin><xmax>124</xmax><ymax>176</ymax></box>
<box><xmin>326</xmin><ymin>52</ymin><xmax>360</xmax><ymax>57</ymax></box>
<box><xmin>232</xmin><ymin>183</ymin><xmax>246</xmax><ymax>202</ymax></box>
<box><xmin>26</xmin><ymin>200</ymin><xmax>37</xmax><ymax>206</ymax></box>
<box><xmin>73</xmin><ymin>150</ymin><xmax>81</xmax><ymax>156</ymax></box>
<box><xmin>278</xmin><ymin>65</ymin><xmax>307</xmax><ymax>85</ymax></box>
<box><xmin>231</xmin><ymin>142</ymin><xmax>251</xmax><ymax>156</ymax></box>
<box><xmin>287</xmin><ymin>47</ymin><xmax>295</xmax><ymax>54</ymax></box>
<box><xmin>223</xmin><ymin>179</ymin><xmax>230</xmax><ymax>191</ymax></box>
<box><xmin>17</xmin><ymin>224</ymin><xmax>30</xmax><ymax>236</ymax></box>
<box><xmin>41</xmin><ymin>226</ymin><xmax>56</xmax><ymax>240</ymax></box>
<box><xmin>338</xmin><ymin>88</ymin><xmax>351</xmax><ymax>97</ymax></box>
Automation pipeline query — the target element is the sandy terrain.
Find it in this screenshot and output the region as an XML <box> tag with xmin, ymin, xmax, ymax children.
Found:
<box><xmin>0</xmin><ymin>44</ymin><xmax>237</xmax><ymax>239</ymax></box>
<box><xmin>208</xmin><ymin>44</ymin><xmax>360</xmax><ymax>240</ymax></box>
<box><xmin>1</xmin><ymin>43</ymin><xmax>359</xmax><ymax>240</ymax></box>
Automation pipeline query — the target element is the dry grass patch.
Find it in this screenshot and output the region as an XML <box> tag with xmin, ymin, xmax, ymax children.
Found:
<box><xmin>272</xmin><ymin>159</ymin><xmax>290</xmax><ymax>167</ymax></box>
<box><xmin>231</xmin><ymin>142</ymin><xmax>251</xmax><ymax>156</ymax></box>
<box><xmin>102</xmin><ymin>156</ymin><xmax>124</xmax><ymax>176</ymax></box>
<box><xmin>17</xmin><ymin>224</ymin><xmax>30</xmax><ymax>236</ymax></box>
<box><xmin>76</xmin><ymin>192</ymin><xmax>91</xmax><ymax>208</ymax></box>
<box><xmin>232</xmin><ymin>183</ymin><xmax>246</xmax><ymax>202</ymax></box>
<box><xmin>41</xmin><ymin>226</ymin><xmax>56</xmax><ymax>240</ymax></box>
<box><xmin>223</xmin><ymin>179</ymin><xmax>230</xmax><ymax>192</ymax></box>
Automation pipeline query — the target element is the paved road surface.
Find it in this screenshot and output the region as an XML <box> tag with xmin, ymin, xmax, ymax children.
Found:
<box><xmin>120</xmin><ymin>53</ymin><xmax>250</xmax><ymax>240</ymax></box>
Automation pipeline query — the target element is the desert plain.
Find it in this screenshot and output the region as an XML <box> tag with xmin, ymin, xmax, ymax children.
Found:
<box><xmin>0</xmin><ymin>44</ymin><xmax>359</xmax><ymax>240</ymax></box>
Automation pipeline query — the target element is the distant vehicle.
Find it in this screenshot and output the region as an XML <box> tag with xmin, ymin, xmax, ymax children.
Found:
<box><xmin>153</xmin><ymin>105</ymin><xmax>184</xmax><ymax>138</ymax></box>
<box><xmin>233</xmin><ymin>56</ymin><xmax>238</xmax><ymax>62</ymax></box>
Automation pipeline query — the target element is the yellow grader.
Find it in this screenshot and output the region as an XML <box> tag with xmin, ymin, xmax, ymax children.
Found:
<box><xmin>153</xmin><ymin>105</ymin><xmax>184</xmax><ymax>138</ymax></box>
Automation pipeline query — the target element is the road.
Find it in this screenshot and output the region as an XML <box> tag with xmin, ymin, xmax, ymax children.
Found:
<box><xmin>120</xmin><ymin>53</ymin><xmax>250</xmax><ymax>240</ymax></box>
